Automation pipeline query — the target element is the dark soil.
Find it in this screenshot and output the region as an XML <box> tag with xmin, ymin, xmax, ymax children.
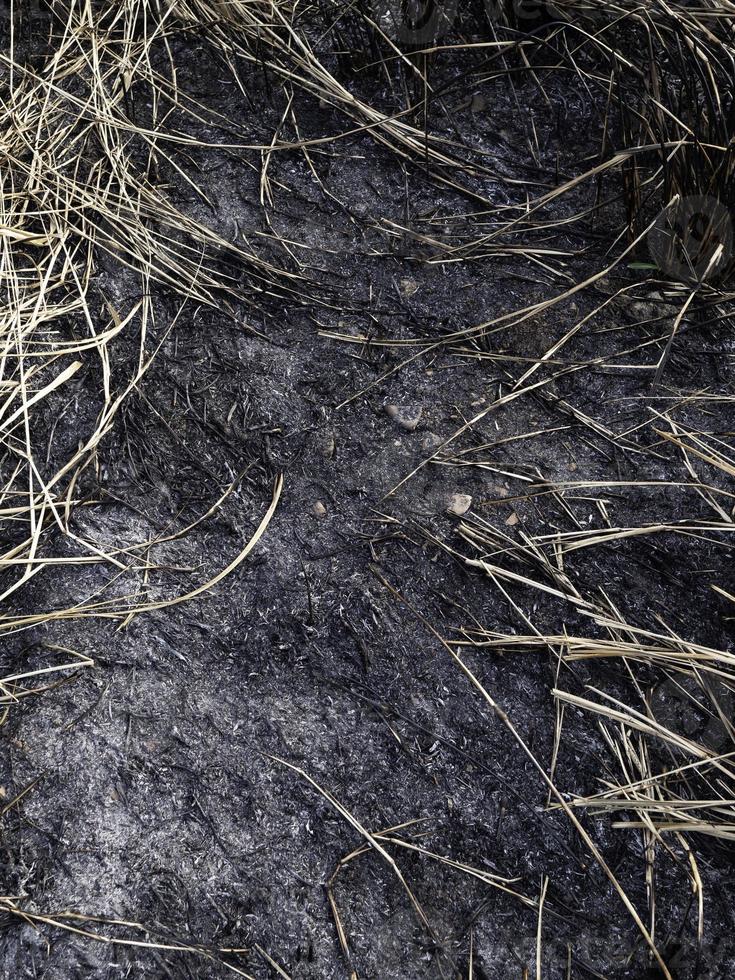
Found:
<box><xmin>1</xmin><ymin>15</ymin><xmax>735</xmax><ymax>980</ymax></box>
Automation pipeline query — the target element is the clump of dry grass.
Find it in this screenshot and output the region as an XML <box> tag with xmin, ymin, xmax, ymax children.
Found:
<box><xmin>0</xmin><ymin>1</ymin><xmax>296</xmax><ymax>650</ymax></box>
<box><xmin>412</xmin><ymin>416</ymin><xmax>735</xmax><ymax>963</ymax></box>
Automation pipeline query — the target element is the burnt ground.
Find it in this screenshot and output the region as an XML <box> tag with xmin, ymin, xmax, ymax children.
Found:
<box><xmin>2</xmin><ymin>21</ymin><xmax>735</xmax><ymax>980</ymax></box>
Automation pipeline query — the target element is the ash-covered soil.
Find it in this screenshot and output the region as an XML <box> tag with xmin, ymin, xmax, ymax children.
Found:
<box><xmin>2</xmin><ymin>19</ymin><xmax>735</xmax><ymax>980</ymax></box>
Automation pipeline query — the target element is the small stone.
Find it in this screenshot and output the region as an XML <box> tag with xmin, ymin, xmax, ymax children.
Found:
<box><xmin>471</xmin><ymin>93</ymin><xmax>486</xmax><ymax>113</ymax></box>
<box><xmin>630</xmin><ymin>302</ymin><xmax>657</xmax><ymax>321</ymax></box>
<box><xmin>630</xmin><ymin>290</ymin><xmax>678</xmax><ymax>322</ymax></box>
<box><xmin>321</xmin><ymin>432</ymin><xmax>335</xmax><ymax>459</ymax></box>
<box><xmin>312</xmin><ymin>500</ymin><xmax>327</xmax><ymax>517</ymax></box>
<box><xmin>421</xmin><ymin>432</ymin><xmax>444</xmax><ymax>451</ymax></box>
<box><xmin>505</xmin><ymin>511</ymin><xmax>519</xmax><ymax>526</ymax></box>
<box><xmin>447</xmin><ymin>493</ymin><xmax>472</xmax><ymax>517</ymax></box>
<box><xmin>385</xmin><ymin>404</ymin><xmax>423</xmax><ymax>432</ymax></box>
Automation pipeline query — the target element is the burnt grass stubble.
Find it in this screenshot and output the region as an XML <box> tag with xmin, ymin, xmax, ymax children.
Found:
<box><xmin>1</xmin><ymin>14</ymin><xmax>735</xmax><ymax>980</ymax></box>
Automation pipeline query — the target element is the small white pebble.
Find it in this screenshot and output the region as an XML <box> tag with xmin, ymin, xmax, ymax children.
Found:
<box><xmin>447</xmin><ymin>493</ymin><xmax>472</xmax><ymax>517</ymax></box>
